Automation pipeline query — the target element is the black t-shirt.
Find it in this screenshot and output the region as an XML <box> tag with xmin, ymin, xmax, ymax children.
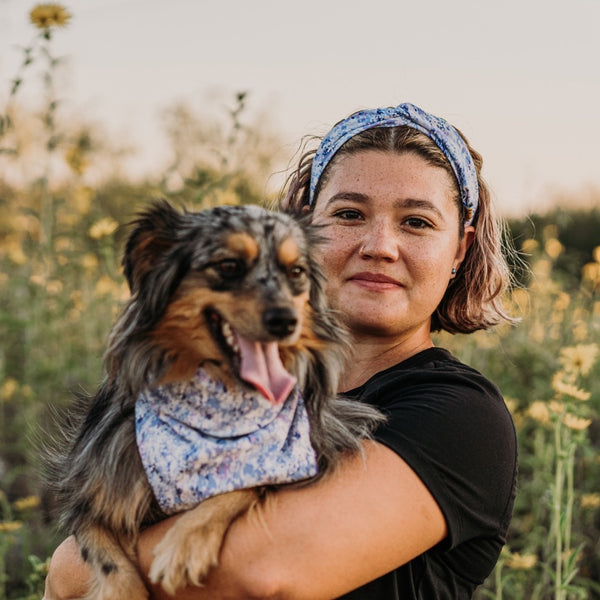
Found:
<box><xmin>337</xmin><ymin>347</ymin><xmax>517</xmax><ymax>600</ymax></box>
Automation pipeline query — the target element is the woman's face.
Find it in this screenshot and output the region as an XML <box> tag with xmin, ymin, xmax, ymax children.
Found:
<box><xmin>311</xmin><ymin>150</ymin><xmax>474</xmax><ymax>342</ymax></box>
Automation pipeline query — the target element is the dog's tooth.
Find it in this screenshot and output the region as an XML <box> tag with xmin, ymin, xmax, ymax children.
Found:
<box><xmin>221</xmin><ymin>321</ymin><xmax>236</xmax><ymax>348</ymax></box>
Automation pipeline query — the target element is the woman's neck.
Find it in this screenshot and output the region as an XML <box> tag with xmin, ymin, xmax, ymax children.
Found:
<box><xmin>339</xmin><ymin>333</ymin><xmax>434</xmax><ymax>392</ymax></box>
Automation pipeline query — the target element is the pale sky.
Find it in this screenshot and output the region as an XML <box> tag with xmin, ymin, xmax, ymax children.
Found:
<box><xmin>2</xmin><ymin>0</ymin><xmax>600</xmax><ymax>216</ymax></box>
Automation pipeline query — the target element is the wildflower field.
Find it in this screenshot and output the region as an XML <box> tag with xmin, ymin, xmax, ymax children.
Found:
<box><xmin>1</xmin><ymin>5</ymin><xmax>599</xmax><ymax>599</ymax></box>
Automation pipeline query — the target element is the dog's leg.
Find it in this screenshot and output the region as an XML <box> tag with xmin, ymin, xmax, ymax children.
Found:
<box><xmin>149</xmin><ymin>488</ymin><xmax>258</xmax><ymax>594</ymax></box>
<box><xmin>77</xmin><ymin>524</ymin><xmax>148</xmax><ymax>600</ymax></box>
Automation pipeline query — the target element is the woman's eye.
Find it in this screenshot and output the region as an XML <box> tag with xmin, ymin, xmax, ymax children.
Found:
<box><xmin>404</xmin><ymin>217</ymin><xmax>432</xmax><ymax>229</ymax></box>
<box><xmin>333</xmin><ymin>209</ymin><xmax>363</xmax><ymax>221</ymax></box>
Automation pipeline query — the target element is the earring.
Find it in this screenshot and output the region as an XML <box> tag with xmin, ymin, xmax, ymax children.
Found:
<box><xmin>451</xmin><ymin>267</ymin><xmax>457</xmax><ymax>275</ymax></box>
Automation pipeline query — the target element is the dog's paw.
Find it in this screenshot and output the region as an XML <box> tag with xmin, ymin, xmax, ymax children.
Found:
<box><xmin>149</xmin><ymin>520</ymin><xmax>224</xmax><ymax>594</ymax></box>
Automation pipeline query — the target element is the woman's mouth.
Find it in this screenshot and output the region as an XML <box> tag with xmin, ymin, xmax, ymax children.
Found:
<box><xmin>349</xmin><ymin>272</ymin><xmax>403</xmax><ymax>290</ymax></box>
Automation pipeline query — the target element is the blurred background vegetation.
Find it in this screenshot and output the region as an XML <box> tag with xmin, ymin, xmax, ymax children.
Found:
<box><xmin>0</xmin><ymin>5</ymin><xmax>599</xmax><ymax>599</ymax></box>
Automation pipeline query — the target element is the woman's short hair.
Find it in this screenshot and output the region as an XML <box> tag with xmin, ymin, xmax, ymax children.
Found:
<box><xmin>279</xmin><ymin>125</ymin><xmax>517</xmax><ymax>334</ymax></box>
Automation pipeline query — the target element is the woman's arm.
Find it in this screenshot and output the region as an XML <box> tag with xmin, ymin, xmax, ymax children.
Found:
<box><xmin>45</xmin><ymin>441</ymin><xmax>447</xmax><ymax>600</ymax></box>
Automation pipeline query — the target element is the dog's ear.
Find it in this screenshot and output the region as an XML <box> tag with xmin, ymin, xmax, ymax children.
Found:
<box><xmin>123</xmin><ymin>200</ymin><xmax>185</xmax><ymax>294</ymax></box>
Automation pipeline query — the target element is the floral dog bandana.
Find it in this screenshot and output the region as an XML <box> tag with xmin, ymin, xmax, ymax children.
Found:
<box><xmin>135</xmin><ymin>368</ymin><xmax>318</xmax><ymax>514</ymax></box>
<box><xmin>309</xmin><ymin>102</ymin><xmax>479</xmax><ymax>225</ymax></box>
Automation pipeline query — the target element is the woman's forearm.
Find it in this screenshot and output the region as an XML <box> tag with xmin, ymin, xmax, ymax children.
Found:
<box><xmin>45</xmin><ymin>442</ymin><xmax>446</xmax><ymax>600</ymax></box>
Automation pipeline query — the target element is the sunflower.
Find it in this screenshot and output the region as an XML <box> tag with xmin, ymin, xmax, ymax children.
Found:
<box><xmin>29</xmin><ymin>4</ymin><xmax>71</xmax><ymax>29</ymax></box>
<box><xmin>562</xmin><ymin>413</ymin><xmax>592</xmax><ymax>432</ymax></box>
<box><xmin>559</xmin><ymin>344</ymin><xmax>599</xmax><ymax>377</ymax></box>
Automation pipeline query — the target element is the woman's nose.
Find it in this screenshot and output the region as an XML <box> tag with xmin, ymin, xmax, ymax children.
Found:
<box><xmin>358</xmin><ymin>220</ymin><xmax>400</xmax><ymax>261</ymax></box>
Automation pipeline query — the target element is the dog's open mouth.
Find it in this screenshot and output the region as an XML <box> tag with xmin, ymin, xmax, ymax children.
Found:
<box><xmin>206</xmin><ymin>309</ymin><xmax>297</xmax><ymax>405</ymax></box>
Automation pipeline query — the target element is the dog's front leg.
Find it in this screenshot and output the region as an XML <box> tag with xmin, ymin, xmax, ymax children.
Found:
<box><xmin>149</xmin><ymin>488</ymin><xmax>259</xmax><ymax>594</ymax></box>
<box><xmin>76</xmin><ymin>523</ymin><xmax>148</xmax><ymax>600</ymax></box>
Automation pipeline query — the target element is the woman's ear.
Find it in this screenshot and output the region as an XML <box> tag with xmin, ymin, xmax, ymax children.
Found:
<box><xmin>454</xmin><ymin>225</ymin><xmax>476</xmax><ymax>269</ymax></box>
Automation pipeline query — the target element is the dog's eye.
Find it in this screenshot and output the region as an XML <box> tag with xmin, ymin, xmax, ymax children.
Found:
<box><xmin>215</xmin><ymin>259</ymin><xmax>246</xmax><ymax>279</ymax></box>
<box><xmin>287</xmin><ymin>265</ymin><xmax>306</xmax><ymax>280</ymax></box>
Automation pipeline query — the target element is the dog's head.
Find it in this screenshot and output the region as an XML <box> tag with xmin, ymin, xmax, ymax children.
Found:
<box><xmin>107</xmin><ymin>201</ymin><xmax>344</xmax><ymax>404</ymax></box>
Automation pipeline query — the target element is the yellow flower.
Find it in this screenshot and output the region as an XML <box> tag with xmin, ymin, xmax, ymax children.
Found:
<box><xmin>552</xmin><ymin>373</ymin><xmax>591</xmax><ymax>402</ymax></box>
<box><xmin>562</xmin><ymin>413</ymin><xmax>592</xmax><ymax>432</ymax></box>
<box><xmin>527</xmin><ymin>401</ymin><xmax>550</xmax><ymax>425</ymax></box>
<box><xmin>3</xmin><ymin>236</ymin><xmax>27</xmax><ymax>265</ymax></box>
<box><xmin>55</xmin><ymin>237</ymin><xmax>74</xmax><ymax>252</ymax></box>
<box><xmin>29</xmin><ymin>274</ymin><xmax>46</xmax><ymax>287</ymax></box>
<box><xmin>582</xmin><ymin>262</ymin><xmax>600</xmax><ymax>285</ymax></box>
<box><xmin>549</xmin><ymin>400</ymin><xmax>565</xmax><ymax>415</ymax></box>
<box><xmin>543</xmin><ymin>224</ymin><xmax>559</xmax><ymax>239</ymax></box>
<box><xmin>581</xmin><ymin>493</ymin><xmax>600</xmax><ymax>509</ymax></box>
<box><xmin>545</xmin><ymin>238</ymin><xmax>564</xmax><ymax>259</ymax></box>
<box><xmin>72</xmin><ymin>186</ymin><xmax>94</xmax><ymax>214</ymax></box>
<box><xmin>505</xmin><ymin>552</ymin><xmax>538</xmax><ymax>570</ymax></box>
<box><xmin>521</xmin><ymin>239</ymin><xmax>538</xmax><ymax>254</ymax></box>
<box><xmin>13</xmin><ymin>495</ymin><xmax>41</xmax><ymax>511</ymax></box>
<box><xmin>46</xmin><ymin>279</ymin><xmax>64</xmax><ymax>295</ymax></box>
<box><xmin>89</xmin><ymin>217</ymin><xmax>119</xmax><ymax>240</ymax></box>
<box><xmin>30</xmin><ymin>3</ymin><xmax>71</xmax><ymax>29</ymax></box>
<box><xmin>81</xmin><ymin>253</ymin><xmax>99</xmax><ymax>271</ymax></box>
<box><xmin>1</xmin><ymin>378</ymin><xmax>19</xmax><ymax>401</ymax></box>
<box><xmin>559</xmin><ymin>344</ymin><xmax>599</xmax><ymax>376</ymax></box>
<box><xmin>95</xmin><ymin>275</ymin><xmax>119</xmax><ymax>297</ymax></box>
<box><xmin>553</xmin><ymin>292</ymin><xmax>570</xmax><ymax>311</ymax></box>
<box><xmin>0</xmin><ymin>521</ymin><xmax>23</xmax><ymax>533</ymax></box>
<box><xmin>70</xmin><ymin>290</ymin><xmax>85</xmax><ymax>311</ymax></box>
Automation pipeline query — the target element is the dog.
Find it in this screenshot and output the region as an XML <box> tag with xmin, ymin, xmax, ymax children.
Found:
<box><xmin>47</xmin><ymin>201</ymin><xmax>384</xmax><ymax>599</ymax></box>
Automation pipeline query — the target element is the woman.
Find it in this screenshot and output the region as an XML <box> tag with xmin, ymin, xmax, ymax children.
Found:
<box><xmin>45</xmin><ymin>102</ymin><xmax>518</xmax><ymax>599</ymax></box>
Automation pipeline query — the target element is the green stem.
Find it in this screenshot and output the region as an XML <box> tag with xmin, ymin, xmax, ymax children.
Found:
<box><xmin>554</xmin><ymin>418</ymin><xmax>564</xmax><ymax>600</ymax></box>
<box><xmin>494</xmin><ymin>559</ymin><xmax>504</xmax><ymax>600</ymax></box>
<box><xmin>564</xmin><ymin>439</ymin><xmax>575</xmax><ymax>558</ymax></box>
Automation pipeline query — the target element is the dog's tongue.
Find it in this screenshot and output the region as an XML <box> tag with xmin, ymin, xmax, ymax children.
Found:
<box><xmin>236</xmin><ymin>336</ymin><xmax>297</xmax><ymax>405</ymax></box>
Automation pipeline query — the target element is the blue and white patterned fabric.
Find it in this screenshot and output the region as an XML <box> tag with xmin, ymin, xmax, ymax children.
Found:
<box><xmin>135</xmin><ymin>369</ymin><xmax>318</xmax><ymax>514</ymax></box>
<box><xmin>309</xmin><ymin>102</ymin><xmax>479</xmax><ymax>225</ymax></box>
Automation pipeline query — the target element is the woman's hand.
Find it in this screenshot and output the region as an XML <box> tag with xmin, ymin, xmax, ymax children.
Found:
<box><xmin>43</xmin><ymin>536</ymin><xmax>92</xmax><ymax>600</ymax></box>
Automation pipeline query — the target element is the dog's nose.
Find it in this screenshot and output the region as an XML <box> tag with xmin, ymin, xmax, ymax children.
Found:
<box><xmin>263</xmin><ymin>307</ymin><xmax>298</xmax><ymax>338</ymax></box>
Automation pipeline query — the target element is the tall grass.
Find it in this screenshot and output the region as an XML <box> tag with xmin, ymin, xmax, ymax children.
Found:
<box><xmin>1</xmin><ymin>5</ymin><xmax>599</xmax><ymax>599</ymax></box>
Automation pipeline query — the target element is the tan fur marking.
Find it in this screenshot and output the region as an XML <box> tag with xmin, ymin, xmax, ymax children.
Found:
<box><xmin>225</xmin><ymin>232</ymin><xmax>259</xmax><ymax>261</ymax></box>
<box><xmin>277</xmin><ymin>237</ymin><xmax>300</xmax><ymax>266</ymax></box>
<box><xmin>152</xmin><ymin>285</ymin><xmax>224</xmax><ymax>382</ymax></box>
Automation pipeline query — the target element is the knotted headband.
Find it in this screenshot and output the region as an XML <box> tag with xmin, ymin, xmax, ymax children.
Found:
<box><xmin>309</xmin><ymin>102</ymin><xmax>479</xmax><ymax>225</ymax></box>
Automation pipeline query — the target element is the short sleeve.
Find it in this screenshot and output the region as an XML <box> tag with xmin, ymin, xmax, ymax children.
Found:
<box><xmin>362</xmin><ymin>357</ymin><xmax>517</xmax><ymax>550</ymax></box>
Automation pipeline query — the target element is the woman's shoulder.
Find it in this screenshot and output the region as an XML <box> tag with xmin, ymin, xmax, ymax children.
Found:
<box><xmin>356</xmin><ymin>346</ymin><xmax>505</xmax><ymax>408</ymax></box>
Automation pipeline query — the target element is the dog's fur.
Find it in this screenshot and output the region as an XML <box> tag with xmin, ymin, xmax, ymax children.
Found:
<box><xmin>47</xmin><ymin>201</ymin><xmax>384</xmax><ymax>599</ymax></box>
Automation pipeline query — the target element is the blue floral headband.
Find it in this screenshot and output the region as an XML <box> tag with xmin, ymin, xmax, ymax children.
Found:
<box><xmin>309</xmin><ymin>102</ymin><xmax>479</xmax><ymax>226</ymax></box>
